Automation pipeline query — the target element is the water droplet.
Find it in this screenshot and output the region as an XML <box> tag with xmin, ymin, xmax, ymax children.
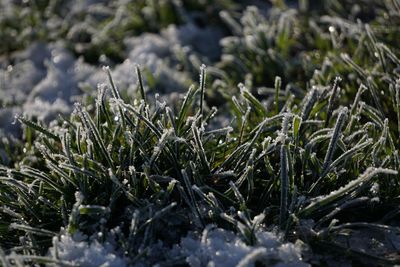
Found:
<box><xmin>114</xmin><ymin>115</ymin><xmax>119</xmax><ymax>122</ymax></box>
<box><xmin>329</xmin><ymin>26</ymin><xmax>335</xmax><ymax>33</ymax></box>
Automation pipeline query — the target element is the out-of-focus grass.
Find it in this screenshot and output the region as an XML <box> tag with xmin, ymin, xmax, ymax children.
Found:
<box><xmin>0</xmin><ymin>0</ymin><xmax>237</xmax><ymax>62</ymax></box>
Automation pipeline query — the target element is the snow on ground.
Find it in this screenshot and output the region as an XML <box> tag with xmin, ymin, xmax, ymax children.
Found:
<box><xmin>170</xmin><ymin>225</ymin><xmax>308</xmax><ymax>267</ymax></box>
<box><xmin>48</xmin><ymin>225</ymin><xmax>308</xmax><ymax>267</ymax></box>
<box><xmin>0</xmin><ymin>42</ymin><xmax>95</xmax><ymax>132</ymax></box>
<box><xmin>49</xmin><ymin>232</ymin><xmax>127</xmax><ymax>267</ymax></box>
<box><xmin>0</xmin><ymin>19</ymin><xmax>222</xmax><ymax>137</ymax></box>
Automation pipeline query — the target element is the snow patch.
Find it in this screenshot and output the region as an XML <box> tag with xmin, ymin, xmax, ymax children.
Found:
<box><xmin>49</xmin><ymin>233</ymin><xmax>127</xmax><ymax>267</ymax></box>
<box><xmin>170</xmin><ymin>225</ymin><xmax>308</xmax><ymax>267</ymax></box>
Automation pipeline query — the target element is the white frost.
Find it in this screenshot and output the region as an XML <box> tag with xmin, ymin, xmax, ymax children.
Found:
<box><xmin>49</xmin><ymin>233</ymin><xmax>127</xmax><ymax>267</ymax></box>
<box><xmin>170</xmin><ymin>225</ymin><xmax>308</xmax><ymax>267</ymax></box>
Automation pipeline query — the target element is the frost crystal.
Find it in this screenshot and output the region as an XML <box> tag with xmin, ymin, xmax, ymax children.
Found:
<box><xmin>170</xmin><ymin>226</ymin><xmax>308</xmax><ymax>267</ymax></box>
<box><xmin>49</xmin><ymin>233</ymin><xmax>126</xmax><ymax>267</ymax></box>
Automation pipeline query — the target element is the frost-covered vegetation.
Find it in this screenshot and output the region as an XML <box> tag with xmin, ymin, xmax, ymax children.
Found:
<box><xmin>1</xmin><ymin>0</ymin><xmax>400</xmax><ymax>266</ymax></box>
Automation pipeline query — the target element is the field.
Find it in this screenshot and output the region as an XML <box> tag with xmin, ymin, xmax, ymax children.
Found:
<box><xmin>0</xmin><ymin>0</ymin><xmax>400</xmax><ymax>266</ymax></box>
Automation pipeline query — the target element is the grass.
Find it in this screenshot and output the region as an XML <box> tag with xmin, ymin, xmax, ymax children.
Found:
<box><xmin>0</xmin><ymin>0</ymin><xmax>236</xmax><ymax>62</ymax></box>
<box><xmin>1</xmin><ymin>0</ymin><xmax>400</xmax><ymax>266</ymax></box>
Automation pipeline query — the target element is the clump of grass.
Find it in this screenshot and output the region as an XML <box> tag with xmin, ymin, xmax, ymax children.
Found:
<box><xmin>1</xmin><ymin>54</ymin><xmax>399</xmax><ymax>264</ymax></box>
<box><xmin>1</xmin><ymin>0</ymin><xmax>400</xmax><ymax>266</ymax></box>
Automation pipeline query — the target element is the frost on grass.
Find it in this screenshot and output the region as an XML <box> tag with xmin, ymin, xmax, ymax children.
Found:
<box><xmin>46</xmin><ymin>226</ymin><xmax>309</xmax><ymax>267</ymax></box>
<box><xmin>48</xmin><ymin>232</ymin><xmax>127</xmax><ymax>267</ymax></box>
<box><xmin>1</xmin><ymin>2</ymin><xmax>400</xmax><ymax>266</ymax></box>
<box><xmin>170</xmin><ymin>225</ymin><xmax>308</xmax><ymax>267</ymax></box>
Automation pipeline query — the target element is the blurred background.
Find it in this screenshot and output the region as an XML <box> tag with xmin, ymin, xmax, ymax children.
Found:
<box><xmin>1</xmin><ymin>0</ymin><xmax>399</xmax><ymax>157</ymax></box>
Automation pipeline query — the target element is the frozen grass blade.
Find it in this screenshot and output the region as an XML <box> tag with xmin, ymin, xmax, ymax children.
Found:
<box><xmin>365</xmin><ymin>24</ymin><xmax>387</xmax><ymax>73</ymax></box>
<box><xmin>316</xmin><ymin>197</ymin><xmax>369</xmax><ymax>227</ymax></box>
<box><xmin>117</xmin><ymin>100</ymin><xmax>162</xmax><ymax>138</ymax></box>
<box><xmin>96</xmin><ymin>83</ymin><xmax>110</xmax><ymax>128</ymax></box>
<box><xmin>199</xmin><ymin>64</ymin><xmax>206</xmax><ymax>124</ymax></box>
<box><xmin>181</xmin><ymin>169</ymin><xmax>203</xmax><ymax>227</ymax></box>
<box><xmin>103</xmin><ymin>66</ymin><xmax>121</xmax><ymax>99</ymax></box>
<box><xmin>229</xmin><ymin>181</ymin><xmax>246</xmax><ymax>210</ymax></box>
<box><xmin>378</xmin><ymin>43</ymin><xmax>400</xmax><ymax>65</ymax></box>
<box><xmin>103</xmin><ymin>66</ymin><xmax>126</xmax><ymax>126</ymax></box>
<box><xmin>136</xmin><ymin>65</ymin><xmax>147</xmax><ymax>103</ymax></box>
<box><xmin>9</xmin><ymin>223</ymin><xmax>56</xmax><ymax>237</ymax></box>
<box><xmin>191</xmin><ymin>122</ymin><xmax>210</xmax><ymax>173</ymax></box>
<box><xmin>275</xmin><ymin>76</ymin><xmax>282</xmax><ymax>114</ymax></box>
<box><xmin>325</xmin><ymin>77</ymin><xmax>341</xmax><ymax>127</ymax></box>
<box><xmin>240</xmin><ymin>83</ymin><xmax>267</xmax><ymax>117</ymax></box>
<box><xmin>341</xmin><ymin>53</ymin><xmax>367</xmax><ymax>78</ymax></box>
<box><xmin>74</xmin><ymin>103</ymin><xmax>115</xmax><ymax>172</ymax></box>
<box><xmin>279</xmin><ymin>114</ymin><xmax>290</xmax><ymax>228</ymax></box>
<box><xmin>310</xmin><ymin>107</ymin><xmax>348</xmax><ymax>193</ymax></box>
<box><xmin>237</xmin><ymin>107</ymin><xmax>250</xmax><ymax>147</ymax></box>
<box><xmin>328</xmin><ymin>138</ymin><xmax>373</xmax><ymax>171</ymax></box>
<box><xmin>301</xmin><ymin>87</ymin><xmax>317</xmax><ymax>121</ymax></box>
<box><xmin>300</xmin><ymin>168</ymin><xmax>397</xmax><ymax>217</ymax></box>
<box><xmin>16</xmin><ymin>115</ymin><xmax>60</xmax><ymax>142</ymax></box>
<box><xmin>345</xmin><ymin>84</ymin><xmax>367</xmax><ymax>133</ymax></box>
<box><xmin>149</xmin><ymin>129</ymin><xmax>171</xmax><ymax>168</ymax></box>
<box><xmin>219</xmin><ymin>10</ymin><xmax>242</xmax><ymax>36</ymax></box>
<box><xmin>177</xmin><ymin>85</ymin><xmax>196</xmax><ymax>131</ymax></box>
<box><xmin>138</xmin><ymin>202</ymin><xmax>177</xmax><ymax>231</ymax></box>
